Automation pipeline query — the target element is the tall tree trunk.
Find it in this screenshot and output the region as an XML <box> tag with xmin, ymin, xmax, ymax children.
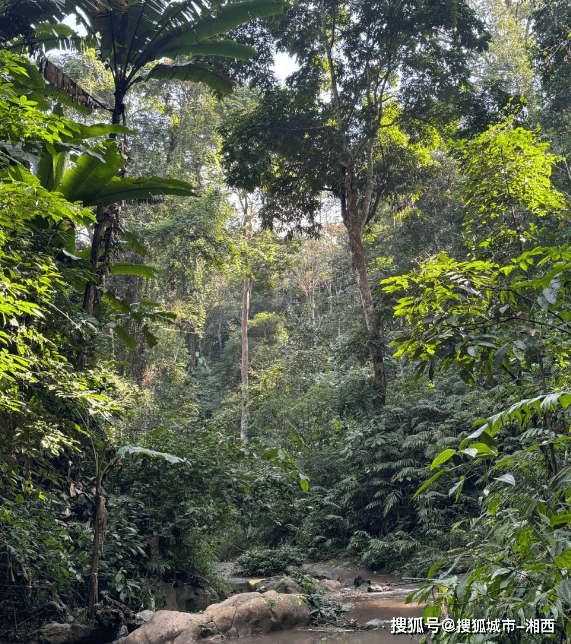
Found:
<box><xmin>83</xmin><ymin>207</ymin><xmax>107</xmax><ymax>315</ymax></box>
<box><xmin>83</xmin><ymin>95</ymin><xmax>124</xmax><ymax>316</ymax></box>
<box><xmin>88</xmin><ymin>480</ymin><xmax>108</xmax><ymax>614</ymax></box>
<box><xmin>343</xmin><ymin>161</ymin><xmax>387</xmax><ymax>409</ymax></box>
<box><xmin>321</xmin><ymin>7</ymin><xmax>387</xmax><ymax>408</ymax></box>
<box><xmin>240</xmin><ymin>276</ymin><xmax>251</xmax><ymax>443</ymax></box>
<box><xmin>185</xmin><ymin>329</ymin><xmax>197</xmax><ymax>368</ymax></box>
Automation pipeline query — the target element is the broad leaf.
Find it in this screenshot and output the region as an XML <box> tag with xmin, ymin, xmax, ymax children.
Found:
<box><xmin>57</xmin><ymin>141</ymin><xmax>124</xmax><ymax>205</ymax></box>
<box><xmin>113</xmin><ymin>325</ymin><xmax>137</xmax><ymax>348</ymax></box>
<box><xmin>142</xmin><ymin>62</ymin><xmax>234</xmax><ymax>94</ymax></box>
<box><xmin>159</xmin><ymin>39</ymin><xmax>256</xmax><ymax>60</ymax></box>
<box><xmin>139</xmin><ymin>0</ymin><xmax>283</xmax><ymax>67</ymax></box>
<box><xmin>558</xmin><ymin>579</ymin><xmax>571</xmax><ymax>604</ymax></box>
<box><xmin>430</xmin><ymin>449</ymin><xmax>455</xmax><ymax>470</ymax></box>
<box><xmin>414</xmin><ymin>469</ymin><xmax>446</xmax><ymax>498</ymax></box>
<box><xmin>494</xmin><ymin>473</ymin><xmax>515</xmax><ymax>486</ymax></box>
<box><xmin>37</xmin><ymin>150</ymin><xmax>69</xmax><ymax>191</ymax></box>
<box><xmin>109</xmin><ymin>263</ymin><xmax>157</xmax><ymax>279</ymax></box>
<box><xmin>555</xmin><ymin>548</ymin><xmax>571</xmax><ymax>569</ymax></box>
<box><xmin>87</xmin><ymin>175</ymin><xmax>197</xmax><ymax>206</ymax></box>
<box><xmin>118</xmin><ymin>445</ymin><xmax>185</xmax><ymax>464</ymax></box>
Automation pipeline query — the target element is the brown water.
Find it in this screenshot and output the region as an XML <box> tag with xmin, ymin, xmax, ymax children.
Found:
<box><xmin>226</xmin><ymin>566</ymin><xmax>423</xmax><ymax>644</ymax></box>
<box><xmin>235</xmin><ymin>630</ymin><xmax>418</xmax><ymax>644</ymax></box>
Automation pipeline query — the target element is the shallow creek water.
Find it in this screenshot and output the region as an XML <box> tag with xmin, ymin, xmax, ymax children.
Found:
<box><xmin>229</xmin><ymin>566</ymin><xmax>423</xmax><ymax>644</ymax></box>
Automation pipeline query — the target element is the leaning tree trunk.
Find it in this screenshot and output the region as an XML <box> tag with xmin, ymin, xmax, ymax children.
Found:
<box><xmin>343</xmin><ymin>160</ymin><xmax>387</xmax><ymax>409</ymax></box>
<box><xmin>240</xmin><ymin>276</ymin><xmax>251</xmax><ymax>443</ymax></box>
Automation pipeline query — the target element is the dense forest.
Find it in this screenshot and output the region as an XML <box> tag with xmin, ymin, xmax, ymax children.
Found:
<box><xmin>1</xmin><ymin>0</ymin><xmax>571</xmax><ymax>642</ymax></box>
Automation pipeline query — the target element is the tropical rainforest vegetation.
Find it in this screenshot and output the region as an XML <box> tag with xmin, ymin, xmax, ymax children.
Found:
<box><xmin>0</xmin><ymin>0</ymin><xmax>570</xmax><ymax>642</ymax></box>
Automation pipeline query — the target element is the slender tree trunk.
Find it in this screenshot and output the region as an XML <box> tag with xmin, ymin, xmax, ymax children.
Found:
<box><xmin>88</xmin><ymin>480</ymin><xmax>108</xmax><ymax>614</ymax></box>
<box><xmin>240</xmin><ymin>276</ymin><xmax>251</xmax><ymax>443</ymax></box>
<box><xmin>83</xmin><ymin>206</ymin><xmax>108</xmax><ymax>315</ymax></box>
<box><xmin>83</xmin><ymin>96</ymin><xmax>124</xmax><ymax>315</ymax></box>
<box><xmin>343</xmin><ymin>160</ymin><xmax>387</xmax><ymax>409</ymax></box>
<box><xmin>320</xmin><ymin>5</ymin><xmax>387</xmax><ymax>408</ymax></box>
<box><xmin>185</xmin><ymin>329</ymin><xmax>197</xmax><ymax>368</ymax></box>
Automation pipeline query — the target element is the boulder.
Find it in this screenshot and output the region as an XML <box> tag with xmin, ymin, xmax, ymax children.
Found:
<box><xmin>117</xmin><ymin>611</ymin><xmax>211</xmax><ymax>644</ymax></box>
<box><xmin>30</xmin><ymin>622</ymin><xmax>91</xmax><ymax>644</ymax></box>
<box><xmin>113</xmin><ymin>624</ymin><xmax>129</xmax><ymax>641</ymax></box>
<box><xmin>135</xmin><ymin>610</ymin><xmax>154</xmax><ymax>624</ymax></box>
<box><xmin>155</xmin><ymin>580</ymin><xmax>220</xmax><ymax>612</ymax></box>
<box><xmin>368</xmin><ymin>584</ymin><xmax>393</xmax><ymax>592</ymax></box>
<box><xmin>228</xmin><ymin>578</ymin><xmax>250</xmax><ymax>593</ymax></box>
<box><xmin>275</xmin><ymin>576</ymin><xmax>303</xmax><ymax>594</ymax></box>
<box><xmin>318</xmin><ymin>579</ymin><xmax>341</xmax><ymax>592</ymax></box>
<box><xmin>264</xmin><ymin>591</ymin><xmax>310</xmax><ymax>631</ymax></box>
<box><xmin>286</xmin><ymin>564</ymin><xmax>330</xmax><ymax>579</ymax></box>
<box><xmin>120</xmin><ymin>591</ymin><xmax>310</xmax><ymax>644</ymax></box>
<box><xmin>250</xmin><ymin>576</ymin><xmax>302</xmax><ymax>594</ymax></box>
<box><xmin>205</xmin><ymin>590</ymin><xmax>309</xmax><ymax>637</ymax></box>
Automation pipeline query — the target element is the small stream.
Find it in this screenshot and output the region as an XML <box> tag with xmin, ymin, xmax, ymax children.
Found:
<box><xmin>226</xmin><ymin>565</ymin><xmax>423</xmax><ymax>644</ymax></box>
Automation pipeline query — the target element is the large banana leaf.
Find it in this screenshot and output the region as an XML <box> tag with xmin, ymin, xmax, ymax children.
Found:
<box><xmin>90</xmin><ymin>0</ymin><xmax>282</xmax><ymax>82</ymax></box>
<box><xmin>37</xmin><ymin>150</ymin><xmax>69</xmax><ymax>191</ymax></box>
<box><xmin>0</xmin><ymin>0</ymin><xmax>97</xmax><ymax>41</ymax></box>
<box><xmin>56</xmin><ymin>140</ymin><xmax>124</xmax><ymax>204</ymax></box>
<box><xmin>184</xmin><ymin>0</ymin><xmax>284</xmax><ymax>43</ymax></box>
<box><xmin>59</xmin><ymin>123</ymin><xmax>134</xmax><ymax>144</ymax></box>
<box><xmin>141</xmin><ymin>62</ymin><xmax>234</xmax><ymax>94</ymax></box>
<box><xmin>136</xmin><ymin>0</ymin><xmax>283</xmax><ymax>69</ymax></box>
<box><xmin>87</xmin><ymin>176</ymin><xmax>197</xmax><ymax>206</ymax></box>
<box><xmin>159</xmin><ymin>39</ymin><xmax>256</xmax><ymax>61</ymax></box>
<box><xmin>29</xmin><ymin>23</ymin><xmax>97</xmax><ymax>52</ymax></box>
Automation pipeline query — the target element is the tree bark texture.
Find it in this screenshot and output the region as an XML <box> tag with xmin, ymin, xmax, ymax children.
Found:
<box><xmin>82</xmin><ymin>204</ymin><xmax>121</xmax><ymax>315</ymax></box>
<box><xmin>343</xmin><ymin>160</ymin><xmax>387</xmax><ymax>409</ymax></box>
<box><xmin>321</xmin><ymin>6</ymin><xmax>387</xmax><ymax>409</ymax></box>
<box><xmin>240</xmin><ymin>276</ymin><xmax>251</xmax><ymax>443</ymax></box>
<box><xmin>83</xmin><ymin>95</ymin><xmax>125</xmax><ymax>316</ymax></box>
<box><xmin>88</xmin><ymin>483</ymin><xmax>108</xmax><ymax>614</ymax></box>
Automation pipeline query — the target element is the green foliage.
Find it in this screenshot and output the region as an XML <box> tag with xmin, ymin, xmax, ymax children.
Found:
<box><xmin>303</xmin><ymin>592</ymin><xmax>348</xmax><ymax>622</ymax></box>
<box><xmin>0</xmin><ymin>176</ymin><xmax>124</xmax><ymax>480</ymax></box>
<box><xmin>452</xmin><ymin>119</ymin><xmax>566</xmax><ymax>256</ymax></box>
<box><xmin>235</xmin><ymin>545</ymin><xmax>306</xmax><ymax>576</ymax></box>
<box><xmin>411</xmin><ymin>392</ymin><xmax>571</xmax><ymax>642</ymax></box>
<box><xmin>35</xmin><ymin>0</ymin><xmax>284</xmax><ymax>124</ymax></box>
<box><xmin>290</xmin><ymin>573</ymin><xmax>319</xmax><ymax>594</ymax></box>
<box><xmin>0</xmin><ymin>495</ymin><xmax>91</xmax><ymax>599</ymax></box>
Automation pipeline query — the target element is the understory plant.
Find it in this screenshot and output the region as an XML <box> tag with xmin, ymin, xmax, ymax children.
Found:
<box><xmin>409</xmin><ymin>392</ymin><xmax>571</xmax><ymax>643</ymax></box>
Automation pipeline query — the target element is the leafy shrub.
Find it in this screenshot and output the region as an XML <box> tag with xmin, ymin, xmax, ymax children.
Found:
<box><xmin>304</xmin><ymin>593</ymin><xmax>348</xmax><ymax>622</ymax></box>
<box><xmin>235</xmin><ymin>545</ymin><xmax>306</xmax><ymax>576</ymax></box>
<box><xmin>410</xmin><ymin>393</ymin><xmax>571</xmax><ymax>642</ymax></box>
<box><xmin>291</xmin><ymin>573</ymin><xmax>319</xmax><ymax>594</ymax></box>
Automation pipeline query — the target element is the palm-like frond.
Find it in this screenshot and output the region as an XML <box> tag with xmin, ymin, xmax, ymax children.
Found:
<box><xmin>0</xmin><ymin>0</ymin><xmax>97</xmax><ymax>41</ymax></box>
<box><xmin>88</xmin><ymin>0</ymin><xmax>282</xmax><ymax>91</ymax></box>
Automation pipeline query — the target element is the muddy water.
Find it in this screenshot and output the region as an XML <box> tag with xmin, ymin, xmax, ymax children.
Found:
<box><xmin>235</xmin><ymin>630</ymin><xmax>418</xmax><ymax>644</ymax></box>
<box><xmin>228</xmin><ymin>566</ymin><xmax>423</xmax><ymax>644</ymax></box>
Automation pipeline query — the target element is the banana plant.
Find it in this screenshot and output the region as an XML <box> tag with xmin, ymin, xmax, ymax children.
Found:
<box><xmin>21</xmin><ymin>0</ymin><xmax>284</xmax><ymax>313</ymax></box>
<box><xmin>11</xmin><ymin>0</ymin><xmax>283</xmax><ymax>122</ymax></box>
<box><xmin>3</xmin><ymin>133</ymin><xmax>196</xmax><ymax>328</ymax></box>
